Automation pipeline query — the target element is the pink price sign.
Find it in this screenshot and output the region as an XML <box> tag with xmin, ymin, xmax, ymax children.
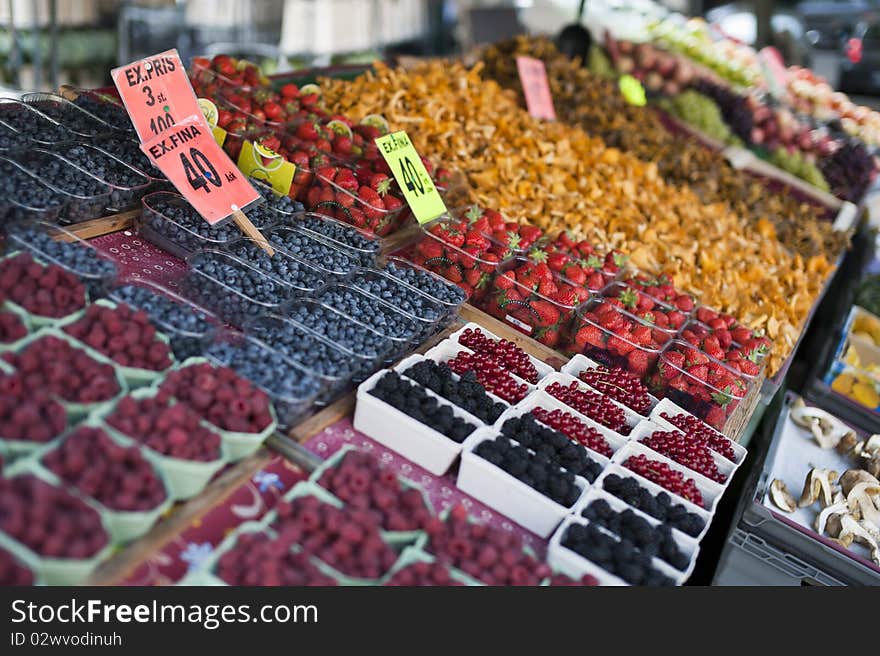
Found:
<box><xmin>516</xmin><ymin>56</ymin><xmax>556</xmax><ymax>121</ymax></box>
<box><xmin>140</xmin><ymin>115</ymin><xmax>259</xmax><ymax>225</ymax></box>
<box><xmin>111</xmin><ymin>49</ymin><xmax>202</xmax><ymax>143</ymax></box>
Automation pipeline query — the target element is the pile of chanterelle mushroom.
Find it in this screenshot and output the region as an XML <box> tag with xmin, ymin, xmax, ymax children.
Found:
<box><xmin>770</xmin><ymin>398</ymin><xmax>880</xmax><ymax>565</ymax></box>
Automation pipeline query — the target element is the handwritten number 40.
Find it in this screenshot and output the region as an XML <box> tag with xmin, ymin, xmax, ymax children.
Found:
<box><xmin>180</xmin><ymin>147</ymin><xmax>222</xmax><ymax>193</ymax></box>
<box><xmin>399</xmin><ymin>156</ymin><xmax>425</xmax><ymax>196</ymax></box>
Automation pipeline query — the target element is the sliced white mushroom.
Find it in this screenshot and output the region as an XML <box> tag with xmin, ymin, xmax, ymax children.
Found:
<box><xmin>790</xmin><ymin>399</ymin><xmax>851</xmax><ymax>449</ymax></box>
<box><xmin>836</xmin><ymin>515</ymin><xmax>880</xmax><ymax>564</ymax></box>
<box><xmin>770</xmin><ymin>479</ymin><xmax>797</xmax><ymax>513</ymax></box>
<box><xmin>815</xmin><ymin>491</ymin><xmax>849</xmax><ymax>534</ymax></box>
<box><xmin>798</xmin><ymin>468</ymin><xmax>838</xmax><ymax>508</ymax></box>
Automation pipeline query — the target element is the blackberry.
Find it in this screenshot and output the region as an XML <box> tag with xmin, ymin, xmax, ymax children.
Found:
<box><xmin>401</xmin><ymin>359</ymin><xmax>505</xmax><ymax>424</ymax></box>
<box><xmin>267</xmin><ymin>226</ymin><xmax>356</xmax><ymax>275</ymax></box>
<box><xmin>561</xmin><ymin>522</ymin><xmax>675</xmax><ymax>586</ymax></box>
<box><xmin>369</xmin><ymin>371</ymin><xmax>475</xmax><ymax>443</ymax></box>
<box><xmin>227</xmin><ymin>239</ymin><xmax>326</xmax><ymax>294</ymax></box>
<box><xmin>72</xmin><ymin>95</ymin><xmax>135</xmax><ymax>133</ymax></box>
<box><xmin>499</xmin><ymin>414</ymin><xmax>603</xmax><ymax>482</ymax></box>
<box><xmin>318</xmin><ymin>284</ymin><xmax>418</xmax><ymax>341</ymax></box>
<box><xmin>383</xmin><ymin>261</ymin><xmax>466</xmax><ymax>306</ymax></box>
<box><xmin>349</xmin><ymin>269</ymin><xmax>445</xmax><ymax>322</ymax></box>
<box><xmin>475</xmin><ymin>434</ymin><xmax>581</xmax><ymax>506</ymax></box>
<box><xmin>582</xmin><ymin>499</ymin><xmax>690</xmax><ymax>571</ymax></box>
<box><xmin>286</xmin><ymin>300</ymin><xmax>393</xmax><ymax>361</ymax></box>
<box><xmin>601</xmin><ymin>473</ymin><xmax>705</xmax><ymax>538</ymax></box>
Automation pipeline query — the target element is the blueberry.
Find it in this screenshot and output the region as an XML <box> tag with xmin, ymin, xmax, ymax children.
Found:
<box><xmin>141</xmin><ymin>193</ymin><xmax>241</xmax><ymax>254</ymax></box>
<box><xmin>317</xmin><ymin>284</ymin><xmax>418</xmax><ymax>341</ymax></box>
<box><xmin>382</xmin><ymin>261</ymin><xmax>465</xmax><ymax>306</ymax></box>
<box><xmin>0</xmin><ymin>102</ymin><xmax>72</xmax><ymax>144</ymax></box>
<box><xmin>15</xmin><ymin>151</ymin><xmax>110</xmax><ymax>222</ymax></box>
<box><xmin>96</xmin><ymin>137</ymin><xmax>165</xmax><ymax>180</ymax></box>
<box><xmin>249</xmin><ymin>178</ymin><xmax>304</xmax><ymax>215</ymax></box>
<box><xmin>349</xmin><ymin>269</ymin><xmax>444</xmax><ymax>323</ymax></box>
<box><xmin>285</xmin><ymin>300</ymin><xmax>392</xmax><ymax>361</ymax></box>
<box><xmin>289</xmin><ymin>214</ymin><xmax>379</xmax><ymax>265</ymax></box>
<box><xmin>72</xmin><ymin>95</ymin><xmax>135</xmax><ymax>133</ymax></box>
<box><xmin>111</xmin><ymin>283</ymin><xmax>214</xmax><ymax>359</ymax></box>
<box><xmin>56</xmin><ymin>145</ymin><xmax>150</xmax><ymax>210</ymax></box>
<box><xmin>25</xmin><ymin>97</ymin><xmax>110</xmax><ymax>138</ymax></box>
<box><xmin>228</xmin><ymin>240</ymin><xmax>325</xmax><ymax>293</ymax></box>
<box><xmin>0</xmin><ymin>160</ymin><xmax>66</xmax><ymax>213</ymax></box>
<box><xmin>267</xmin><ymin>227</ymin><xmax>356</xmax><ymax>275</ymax></box>
<box><xmin>0</xmin><ymin>123</ymin><xmax>29</xmax><ymax>152</ymax></box>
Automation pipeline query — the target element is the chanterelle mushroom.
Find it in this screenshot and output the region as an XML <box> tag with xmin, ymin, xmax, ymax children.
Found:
<box><xmin>770</xmin><ymin>480</ymin><xmax>797</xmax><ymax>513</ymax></box>
<box><xmin>798</xmin><ymin>468</ymin><xmax>838</xmax><ymax>508</ymax></box>
<box><xmin>790</xmin><ymin>398</ymin><xmax>852</xmax><ymax>449</ymax></box>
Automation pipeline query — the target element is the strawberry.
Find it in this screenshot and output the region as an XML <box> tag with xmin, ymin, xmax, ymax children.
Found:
<box><xmin>547</xmin><ymin>252</ymin><xmax>570</xmax><ymax>271</ymax></box>
<box><xmin>296</xmin><ymin>121</ymin><xmax>319</xmax><ymax>141</ymax></box>
<box><xmin>586</xmin><ymin>271</ymin><xmax>606</xmax><ymax>290</ymax></box>
<box><xmin>626</xmin><ymin>350</ymin><xmax>650</xmax><ymax>377</ymax></box>
<box><xmin>537</xmin><ymin>328</ymin><xmax>560</xmax><ymax>347</ymax></box>
<box><xmin>562</xmin><ymin>264</ymin><xmax>586</xmax><ymax>286</ymax></box>
<box><xmin>530</xmin><ymin>300</ymin><xmax>560</xmax><ymax>327</ymax></box>
<box><xmin>465</xmin><ymin>268</ymin><xmax>485</xmax><ymax>288</ymax></box>
<box><xmin>731</xmin><ymin>326</ymin><xmax>753</xmax><ymax>343</ymax></box>
<box><xmin>537</xmin><ymin>280</ymin><xmax>558</xmax><ymax>297</ymax></box>
<box><xmin>737</xmin><ymin>360</ymin><xmax>761</xmax><ymax>376</ymax></box>
<box><xmin>370</xmin><ymin>173</ymin><xmax>393</xmax><ymax>196</ymax></box>
<box><xmin>687</xmin><ymin>365</ymin><xmax>708</xmax><ymax>381</ymax></box>
<box><xmin>675</xmin><ymin>296</ymin><xmax>694</xmax><ymax>312</ymax></box>
<box><xmin>465</xmin><ymin>230</ymin><xmax>490</xmax><ymax>250</ymax></box>
<box><xmin>630</xmin><ymin>325</ymin><xmax>652</xmax><ymax>346</ymax></box>
<box><xmin>518</xmin><ymin>225</ymin><xmax>543</xmax><ymax>249</ymax></box>
<box><xmin>464</xmin><ymin>206</ymin><xmax>490</xmax><ymax>234</ymax></box>
<box><xmin>665</xmin><ymin>351</ymin><xmax>686</xmax><ymax>370</ymax></box>
<box><xmin>553</xmin><ymin>287</ymin><xmax>578</xmax><ymax>307</ymax></box>
<box><xmin>704</xmin><ymin>407</ymin><xmax>726</xmax><ymax>429</ymax></box>
<box><xmin>382</xmin><ymin>195</ymin><xmax>404</xmax><ymax>213</ymax></box>
<box><xmin>575</xmin><ymin>325</ymin><xmax>605</xmax><ymax>350</ymax></box>
<box><xmin>607</xmin><ymin>335</ymin><xmax>635</xmax><ymax>356</ymax></box>
<box><xmin>495</xmin><ymin>271</ymin><xmax>516</xmax><ymax>290</ymax></box>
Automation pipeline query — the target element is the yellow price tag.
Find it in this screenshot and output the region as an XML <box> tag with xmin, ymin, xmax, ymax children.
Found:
<box><xmin>237</xmin><ymin>140</ymin><xmax>295</xmax><ymax>196</ymax></box>
<box><xmin>198</xmin><ymin>98</ymin><xmax>227</xmax><ymax>146</ymax></box>
<box><xmin>619</xmin><ymin>75</ymin><xmax>646</xmax><ymax>107</ymax></box>
<box><xmin>375</xmin><ymin>131</ymin><xmax>446</xmax><ymax>224</ymax></box>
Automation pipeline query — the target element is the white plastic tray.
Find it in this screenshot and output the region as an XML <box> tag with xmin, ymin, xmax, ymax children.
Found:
<box><xmin>561</xmin><ymin>353</ymin><xmax>660</xmax><ymax>412</ymax></box>
<box><xmin>538</xmin><ymin>370</ymin><xmax>645</xmax><ymax>431</ymax></box>
<box><xmin>649</xmin><ymin>397</ymin><xmax>748</xmax><ymax>466</ymax></box>
<box><xmin>424</xmin><ymin>339</ymin><xmax>536</xmax><ymax>399</ymax></box>
<box><xmin>448</xmin><ymin>322</ymin><xmax>555</xmax><ymax>381</ymax></box>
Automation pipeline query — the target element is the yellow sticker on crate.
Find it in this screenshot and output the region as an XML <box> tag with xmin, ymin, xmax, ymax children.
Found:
<box><xmin>375</xmin><ymin>131</ymin><xmax>446</xmax><ymax>225</ymax></box>
<box><xmin>198</xmin><ymin>98</ymin><xmax>227</xmax><ymax>146</ymax></box>
<box><xmin>236</xmin><ymin>140</ymin><xmax>295</xmax><ymax>196</ymax></box>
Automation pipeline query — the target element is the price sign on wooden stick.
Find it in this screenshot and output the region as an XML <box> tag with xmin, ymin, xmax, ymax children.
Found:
<box><xmin>140</xmin><ymin>115</ymin><xmax>272</xmax><ymax>254</ymax></box>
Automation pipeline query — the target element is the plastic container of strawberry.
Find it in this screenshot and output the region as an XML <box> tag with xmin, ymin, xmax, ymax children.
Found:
<box><xmin>21</xmin><ymin>92</ymin><xmax>115</xmax><ymax>140</ymax></box>
<box><xmin>617</xmin><ymin>269</ymin><xmax>697</xmax><ymax>315</ymax></box>
<box><xmin>600</xmin><ymin>282</ymin><xmax>688</xmax><ymax>334</ymax></box>
<box><xmin>536</xmin><ymin>231</ymin><xmax>628</xmax><ymax>288</ymax></box>
<box><xmin>182</xmin><ymin>250</ymin><xmax>293</xmax><ymax>328</ymax></box>
<box><xmin>0</xmin><ymin>157</ymin><xmax>67</xmax><ymax>225</ymax></box>
<box><xmin>0</xmin><ymin>98</ymin><xmax>76</xmax><ymax>147</ymax></box>
<box><xmin>647</xmin><ymin>340</ymin><xmax>752</xmax><ymax>432</ymax></box>
<box><xmin>52</xmin><ymin>142</ymin><xmax>152</xmax><ymax>212</ymax></box>
<box><xmin>678</xmin><ymin>319</ymin><xmax>768</xmax><ymax>383</ymax></box>
<box><xmin>479</xmin><ymin>256</ymin><xmax>585</xmax><ymax>349</ymax></box>
<box><xmin>566</xmin><ymin>299</ymin><xmax>674</xmax><ymax>381</ymax></box>
<box><xmin>401</xmin><ymin>215</ymin><xmax>503</xmax><ymax>303</ymax></box>
<box><xmin>190</xmin><ymin>58</ymin><xmax>266</xmax><ymax>97</ymax></box>
<box><xmin>690</xmin><ymin>304</ymin><xmax>772</xmax><ymax>365</ymax></box>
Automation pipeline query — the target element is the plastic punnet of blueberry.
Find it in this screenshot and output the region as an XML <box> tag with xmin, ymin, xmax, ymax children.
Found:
<box><xmin>382</xmin><ymin>260</ymin><xmax>466</xmax><ymax>306</ymax></box>
<box><xmin>286</xmin><ymin>300</ymin><xmax>393</xmax><ymax>361</ymax></box>
<box><xmin>227</xmin><ymin>240</ymin><xmax>325</xmax><ymax>294</ymax></box>
<box><xmin>97</xmin><ymin>137</ymin><xmax>164</xmax><ymax>179</ymax></box>
<box><xmin>73</xmin><ymin>95</ymin><xmax>135</xmax><ymax>133</ymax></box>
<box><xmin>0</xmin><ymin>123</ymin><xmax>29</xmax><ymax>152</ymax></box>
<box><xmin>58</xmin><ymin>145</ymin><xmax>149</xmax><ymax>189</ymax></box>
<box><xmin>348</xmin><ymin>269</ymin><xmax>444</xmax><ymax>322</ymax></box>
<box><xmin>142</xmin><ymin>193</ymin><xmax>240</xmax><ymax>253</ymax></box>
<box><xmin>317</xmin><ymin>285</ymin><xmax>418</xmax><ymax>341</ymax></box>
<box><xmin>475</xmin><ymin>434</ymin><xmax>582</xmax><ymax>506</ymax></box>
<box><xmin>7</xmin><ymin>223</ymin><xmax>117</xmax><ymax>285</ymax></box>
<box><xmin>0</xmin><ymin>160</ymin><xmax>66</xmax><ymax>211</ymax></box>
<box><xmin>293</xmin><ymin>214</ymin><xmax>379</xmax><ymax>264</ymax></box>
<box><xmin>0</xmin><ymin>102</ymin><xmax>71</xmax><ymax>143</ymax></box>
<box><xmin>25</xmin><ymin>96</ymin><xmax>111</xmax><ymax>138</ymax></box>
<box><xmin>267</xmin><ymin>227</ymin><xmax>356</xmax><ymax>275</ymax></box>
<box><xmin>189</xmin><ymin>251</ymin><xmax>289</xmax><ymax>305</ymax></box>
<box><xmin>249</xmin><ymin>177</ymin><xmax>303</xmax><ymax>215</ymax></box>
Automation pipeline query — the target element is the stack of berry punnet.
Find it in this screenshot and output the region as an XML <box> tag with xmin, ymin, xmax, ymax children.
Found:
<box><xmin>227</xmin><ymin>239</ymin><xmax>328</xmax><ymax>295</ymax></box>
<box><xmin>623</xmin><ymin>453</ymin><xmax>705</xmax><ymax>508</ymax></box>
<box><xmin>184</xmin><ymin>250</ymin><xmax>292</xmax><ymax>326</ymax></box>
<box><xmin>106</xmin><ymin>394</ymin><xmax>222</xmax><ymax>462</ymax></box>
<box><xmin>457</xmin><ymin>327</ymin><xmax>540</xmax><ymax>383</ymax></box>
<box><xmin>213</xmin><ymin>531</ymin><xmax>338</xmax><ymax>586</ymax></box>
<box><xmin>1</xmin><ymin>334</ymin><xmax>121</xmax><ymax>405</ymax></box>
<box><xmin>582</xmin><ymin>498</ymin><xmax>691</xmax><ymax>572</ymax></box>
<box><xmin>0</xmin><ymin>158</ymin><xmax>66</xmax><ymax>221</ymax></box>
<box><xmin>265</xmin><ymin>226</ymin><xmax>357</xmax><ymax>277</ymax></box>
<box><xmin>156</xmin><ymin>361</ymin><xmax>274</xmax><ymax>434</ymax></box>
<box><xmin>0</xmin><ymin>309</ymin><xmax>27</xmax><ymax>344</ymax></box>
<box><xmin>0</xmin><ymin>475</ymin><xmax>108</xmax><ymax>561</ymax></box>
<box><xmin>318</xmin><ymin>284</ymin><xmax>420</xmax><ymax>343</ymax></box>
<box><xmin>638</xmin><ymin>429</ymin><xmax>727</xmax><ymax>484</ymax></box>
<box><xmin>109</xmin><ymin>283</ymin><xmax>215</xmax><ymax>360</ymax></box>
<box><xmin>316</xmin><ymin>450</ymin><xmax>433</xmax><ymax>531</ymax></box>
<box><xmin>139</xmin><ymin>192</ymin><xmax>242</xmax><ymax>256</ymax></box>
<box><xmin>368</xmin><ymin>371</ymin><xmax>476</xmax><ymax>443</ymax></box>
<box><xmin>382</xmin><ymin>258</ymin><xmax>467</xmax><ymax>309</ymax></box>
<box><xmin>41</xmin><ymin>426</ymin><xmax>168</xmax><ymax>512</ymax></box>
<box><xmin>286</xmin><ymin>213</ymin><xmax>379</xmax><ymax>267</ymax></box>
<box><xmin>569</xmin><ymin>298</ymin><xmax>673</xmax><ymax>379</ymax></box>
<box><xmin>401</xmin><ymin>359</ymin><xmax>507</xmax><ymax>425</ymax></box>
<box><xmin>460</xmin><ymin>205</ymin><xmax>543</xmax><ymax>261</ymax></box>
<box><xmin>7</xmin><ymin>223</ymin><xmax>118</xmax><ymax>294</ymax></box>
<box><xmin>620</xmin><ymin>271</ymin><xmax>696</xmax><ymax>315</ymax></box>
<box><xmin>286</xmin><ymin>299</ymin><xmax>393</xmax><ymax>362</ymax></box>
<box><xmin>602</xmin><ymin>283</ymin><xmax>688</xmax><ymax>333</ymax></box>
<box><xmin>304</xmin><ymin>164</ymin><xmax>408</xmax><ymax>237</ymax></box>
<box><xmin>601</xmin><ymin>473</ymin><xmax>706</xmax><ymax>538</ymax></box>
<box><xmin>649</xmin><ymin>340</ymin><xmax>751</xmax><ymax>430</ymax></box>
<box><xmin>0</xmin><ymin>547</ymin><xmax>34</xmax><ymax>585</ymax></box>
<box><xmin>560</xmin><ymin>521</ymin><xmax>675</xmax><ymax>586</ymax></box>
<box><xmin>538</xmin><ymin>231</ymin><xmax>628</xmax><ymax>286</ymax></box>
<box><xmin>0</xmin><ymin>373</ymin><xmax>66</xmax><ymax>444</ymax></box>
<box><xmin>474</xmin><ymin>434</ymin><xmax>583</xmax><ymax>506</ymax></box>
<box><xmin>543</xmin><ymin>381</ymin><xmax>630</xmax><ymax>435</ymax></box>
<box><xmin>54</xmin><ymin>144</ymin><xmax>151</xmax><ymax>211</ymax></box>
<box><xmin>269</xmin><ymin>494</ymin><xmax>399</xmax><ymax>580</ymax></box>
<box><xmin>405</xmin><ymin>214</ymin><xmax>502</xmax><ymax>302</ymax></box>
<box><xmin>72</xmin><ymin>93</ymin><xmax>134</xmax><ymax>133</ymax></box>
<box><xmin>500</xmin><ymin>414</ymin><xmax>604</xmax><ymax>481</ymax></box>
<box><xmin>577</xmin><ymin>364</ymin><xmax>653</xmax><ymax>415</ymax></box>
<box><xmin>23</xmin><ymin>93</ymin><xmax>112</xmax><ymax>139</ymax></box>
<box><xmin>530</xmin><ymin>406</ymin><xmax>614</xmax><ymax>458</ymax></box>
<box><xmin>347</xmin><ymin>269</ymin><xmax>446</xmax><ymax>326</ymax></box>
<box><xmin>205</xmin><ymin>336</ymin><xmax>321</xmax><ymax>426</ymax></box>
<box><xmin>444</xmin><ymin>350</ymin><xmax>529</xmax><ymax>404</ymax></box>
<box><xmin>62</xmin><ymin>302</ymin><xmax>174</xmax><ymax>373</ymax></box>
<box><xmin>482</xmin><ymin>255</ymin><xmax>590</xmax><ymax>348</ymax></box>
<box><xmin>385</xmin><ymin>560</ymin><xmax>465</xmax><ymax>586</ymax></box>
<box><xmin>0</xmin><ymin>252</ymin><xmax>86</xmax><ymax>320</ymax></box>
<box><xmin>658</xmin><ymin>411</ymin><xmax>737</xmax><ymax>462</ymax></box>
<box><xmin>15</xmin><ymin>150</ymin><xmax>111</xmax><ymax>222</ymax></box>
<box><xmin>424</xmin><ymin>506</ymin><xmax>553</xmax><ymax>585</ymax></box>
<box><xmin>0</xmin><ymin>100</ymin><xmax>72</xmax><ymax>146</ymax></box>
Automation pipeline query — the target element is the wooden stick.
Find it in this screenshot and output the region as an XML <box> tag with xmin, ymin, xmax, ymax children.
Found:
<box><xmin>232</xmin><ymin>208</ymin><xmax>274</xmax><ymax>256</ymax></box>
